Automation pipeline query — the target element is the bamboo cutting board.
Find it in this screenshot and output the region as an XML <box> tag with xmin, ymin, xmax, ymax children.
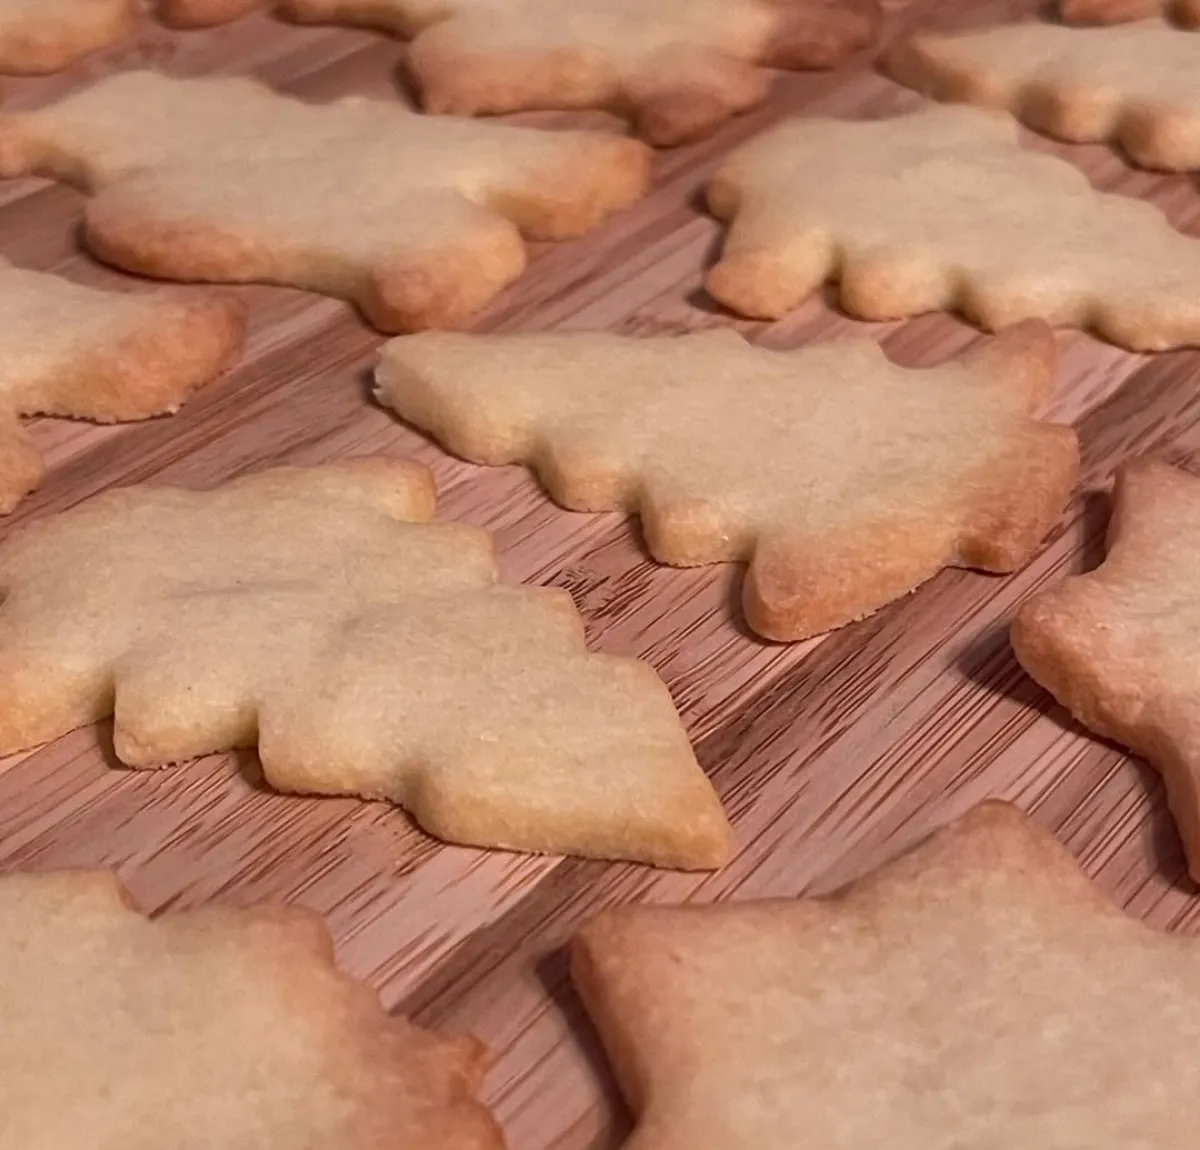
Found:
<box><xmin>1</xmin><ymin>1</ymin><xmax>1198</xmax><ymax>1146</ymax></box>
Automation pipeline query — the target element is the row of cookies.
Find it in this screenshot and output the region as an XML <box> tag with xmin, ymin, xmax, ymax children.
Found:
<box><xmin>3</xmin><ymin>3</ymin><xmax>1200</xmax><ymax>1148</ymax></box>
<box><xmin>4</xmin><ymin>316</ymin><xmax>1192</xmax><ymax>877</ymax></box>
<box><xmin>17</xmin><ymin>791</ymin><xmax>1200</xmax><ymax>1145</ymax></box>
<box><xmin>1</xmin><ymin>0</ymin><xmax>881</xmax><ymax>144</ymax></box>
<box><xmin>6</xmin><ymin>46</ymin><xmax>1200</xmax><ymax>516</ymax></box>
<box><xmin>0</xmin><ymin>8</ymin><xmax>761</xmax><ymax>1144</ymax></box>
<box><xmin>882</xmin><ymin>0</ymin><xmax>1200</xmax><ymax>875</ymax></box>
<box><xmin>0</xmin><ymin>2</ymin><xmax>1192</xmax><ymax>525</ymax></box>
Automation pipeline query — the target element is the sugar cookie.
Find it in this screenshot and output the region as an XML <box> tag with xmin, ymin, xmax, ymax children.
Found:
<box><xmin>0</xmin><ymin>259</ymin><xmax>244</xmax><ymax>514</ymax></box>
<box><xmin>0</xmin><ymin>457</ymin><xmax>732</xmax><ymax>868</ymax></box>
<box><xmin>0</xmin><ymin>869</ymin><xmax>501</xmax><ymax>1148</ymax></box>
<box><xmin>1012</xmin><ymin>459</ymin><xmax>1200</xmax><ymax>879</ymax></box>
<box><xmin>0</xmin><ymin>71</ymin><xmax>651</xmax><ymax>332</ymax></box>
<box><xmin>377</xmin><ymin>324</ymin><xmax>1078</xmax><ymax>642</ymax></box>
<box><xmin>705</xmin><ymin>104</ymin><xmax>1200</xmax><ymax>350</ymax></box>
<box><xmin>573</xmin><ymin>801</ymin><xmax>1200</xmax><ymax>1150</ymax></box>
<box><xmin>153</xmin><ymin>0</ymin><xmax>880</xmax><ymax>145</ymax></box>
<box><xmin>282</xmin><ymin>0</ymin><xmax>882</xmax><ymax>146</ymax></box>
<box><xmin>888</xmin><ymin>20</ymin><xmax>1200</xmax><ymax>171</ymax></box>
<box><xmin>0</xmin><ymin>0</ymin><xmax>136</xmax><ymax>75</ymax></box>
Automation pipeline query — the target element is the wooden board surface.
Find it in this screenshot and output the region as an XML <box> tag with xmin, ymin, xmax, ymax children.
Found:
<box><xmin>2</xmin><ymin>1</ymin><xmax>1198</xmax><ymax>1145</ymax></box>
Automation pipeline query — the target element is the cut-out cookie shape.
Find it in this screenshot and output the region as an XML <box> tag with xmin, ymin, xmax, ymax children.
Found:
<box><xmin>0</xmin><ymin>71</ymin><xmax>651</xmax><ymax>332</ymax></box>
<box><xmin>1012</xmin><ymin>459</ymin><xmax>1200</xmax><ymax>881</ymax></box>
<box><xmin>150</xmin><ymin>0</ymin><xmax>881</xmax><ymax>145</ymax></box>
<box><xmin>376</xmin><ymin>323</ymin><xmax>1079</xmax><ymax>642</ymax></box>
<box><xmin>0</xmin><ymin>259</ymin><xmax>244</xmax><ymax>515</ymax></box>
<box><xmin>0</xmin><ymin>869</ymin><xmax>502</xmax><ymax>1148</ymax></box>
<box><xmin>705</xmin><ymin>103</ymin><xmax>1200</xmax><ymax>350</ymax></box>
<box><xmin>284</xmin><ymin>0</ymin><xmax>880</xmax><ymax>146</ymax></box>
<box><xmin>888</xmin><ymin>21</ymin><xmax>1200</xmax><ymax>172</ymax></box>
<box><xmin>572</xmin><ymin>800</ymin><xmax>1200</xmax><ymax>1150</ymax></box>
<box><xmin>1059</xmin><ymin>0</ymin><xmax>1200</xmax><ymax>26</ymax></box>
<box><xmin>0</xmin><ymin>0</ymin><xmax>136</xmax><ymax>74</ymax></box>
<box><xmin>0</xmin><ymin>457</ymin><xmax>732</xmax><ymax>868</ymax></box>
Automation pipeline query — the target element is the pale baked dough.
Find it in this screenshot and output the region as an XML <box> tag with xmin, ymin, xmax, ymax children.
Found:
<box><xmin>706</xmin><ymin>103</ymin><xmax>1200</xmax><ymax>350</ymax></box>
<box><xmin>574</xmin><ymin>801</ymin><xmax>1200</xmax><ymax>1149</ymax></box>
<box><xmin>0</xmin><ymin>71</ymin><xmax>651</xmax><ymax>331</ymax></box>
<box><xmin>1013</xmin><ymin>460</ymin><xmax>1200</xmax><ymax>879</ymax></box>
<box><xmin>377</xmin><ymin>323</ymin><xmax>1078</xmax><ymax>641</ymax></box>
<box><xmin>889</xmin><ymin>19</ymin><xmax>1200</xmax><ymax>171</ymax></box>
<box><xmin>0</xmin><ymin>259</ymin><xmax>244</xmax><ymax>514</ymax></box>
<box><xmin>0</xmin><ymin>869</ymin><xmax>501</xmax><ymax>1148</ymax></box>
<box><xmin>0</xmin><ymin>457</ymin><xmax>733</xmax><ymax>868</ymax></box>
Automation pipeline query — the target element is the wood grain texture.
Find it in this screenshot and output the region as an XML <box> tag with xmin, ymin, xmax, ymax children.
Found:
<box><xmin>0</xmin><ymin>1</ymin><xmax>1197</xmax><ymax>1146</ymax></box>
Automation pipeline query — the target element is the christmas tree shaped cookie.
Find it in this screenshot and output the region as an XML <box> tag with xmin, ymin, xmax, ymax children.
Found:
<box><xmin>376</xmin><ymin>323</ymin><xmax>1078</xmax><ymax>642</ymax></box>
<box><xmin>0</xmin><ymin>71</ymin><xmax>650</xmax><ymax>332</ymax></box>
<box><xmin>705</xmin><ymin>103</ymin><xmax>1200</xmax><ymax>350</ymax></box>
<box><xmin>155</xmin><ymin>0</ymin><xmax>881</xmax><ymax>144</ymax></box>
<box><xmin>0</xmin><ymin>457</ymin><xmax>732</xmax><ymax>868</ymax></box>
<box><xmin>573</xmin><ymin>801</ymin><xmax>1200</xmax><ymax>1150</ymax></box>
<box><xmin>0</xmin><ymin>869</ymin><xmax>501</xmax><ymax>1147</ymax></box>
<box><xmin>888</xmin><ymin>20</ymin><xmax>1200</xmax><ymax>171</ymax></box>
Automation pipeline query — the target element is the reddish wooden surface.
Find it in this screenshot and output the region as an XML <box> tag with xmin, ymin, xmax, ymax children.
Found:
<box><xmin>1</xmin><ymin>2</ymin><xmax>1198</xmax><ymax>1146</ymax></box>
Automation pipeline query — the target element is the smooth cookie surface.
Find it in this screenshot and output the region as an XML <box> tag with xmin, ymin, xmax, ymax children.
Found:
<box><xmin>0</xmin><ymin>0</ymin><xmax>136</xmax><ymax>74</ymax></box>
<box><xmin>888</xmin><ymin>20</ymin><xmax>1200</xmax><ymax>171</ymax></box>
<box><xmin>0</xmin><ymin>869</ymin><xmax>501</xmax><ymax>1148</ymax></box>
<box><xmin>284</xmin><ymin>0</ymin><xmax>881</xmax><ymax>145</ymax></box>
<box><xmin>0</xmin><ymin>457</ymin><xmax>732</xmax><ymax>868</ymax></box>
<box><xmin>573</xmin><ymin>801</ymin><xmax>1200</xmax><ymax>1150</ymax></box>
<box><xmin>705</xmin><ymin>103</ymin><xmax>1200</xmax><ymax>350</ymax></box>
<box><xmin>0</xmin><ymin>259</ymin><xmax>244</xmax><ymax>514</ymax></box>
<box><xmin>150</xmin><ymin>0</ymin><xmax>880</xmax><ymax>144</ymax></box>
<box><xmin>378</xmin><ymin>324</ymin><xmax>1078</xmax><ymax>642</ymax></box>
<box><xmin>1012</xmin><ymin>460</ymin><xmax>1200</xmax><ymax>880</ymax></box>
<box><xmin>0</xmin><ymin>71</ymin><xmax>651</xmax><ymax>331</ymax></box>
